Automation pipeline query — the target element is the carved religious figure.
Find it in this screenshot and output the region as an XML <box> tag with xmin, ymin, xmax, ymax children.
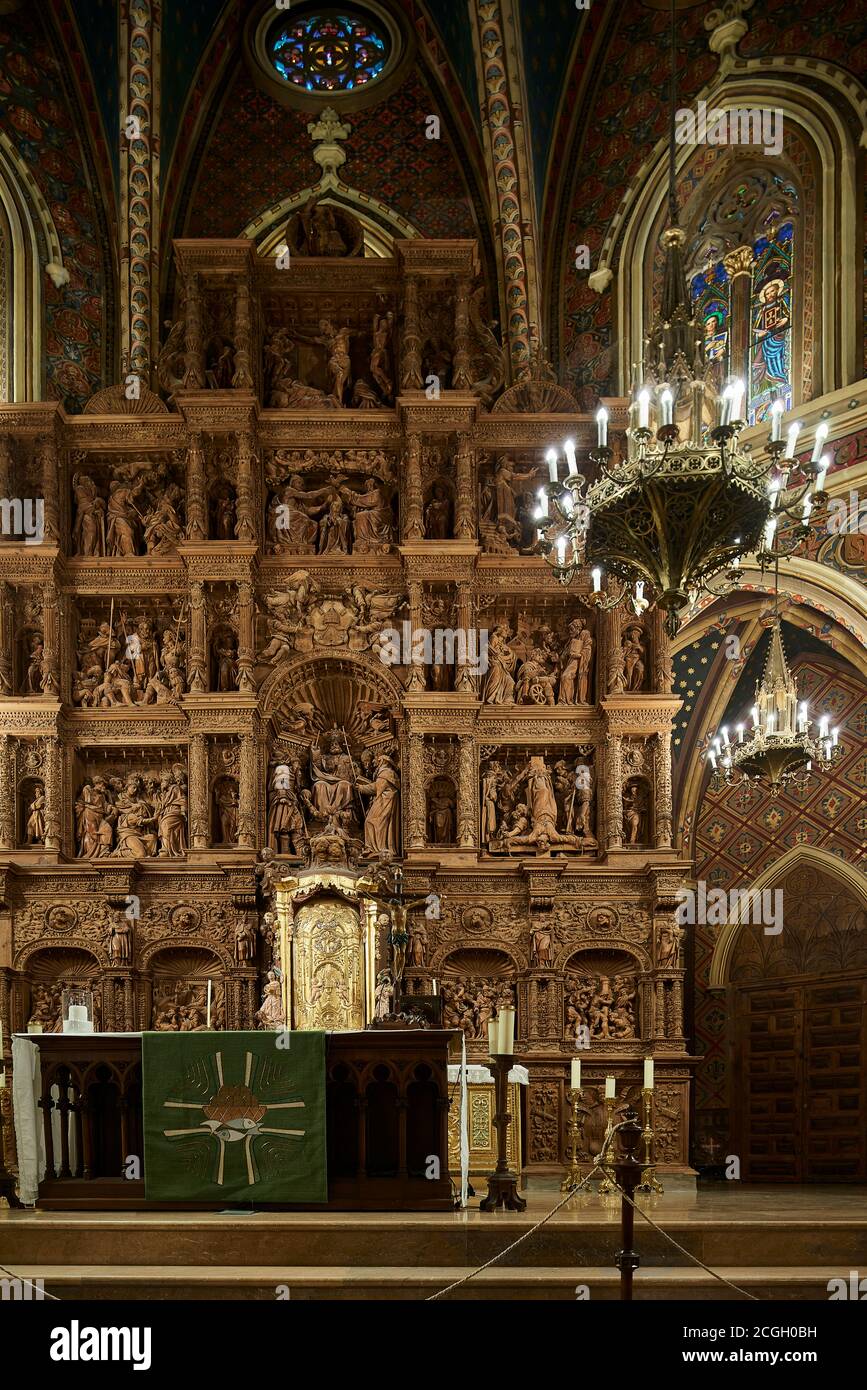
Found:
<box><xmin>657</xmin><ymin>919</ymin><xmax>684</xmax><ymax>969</ymax></box>
<box><xmin>317</xmin><ymin>319</ymin><xmax>353</xmax><ymax>405</ymax></box>
<box><xmin>72</xmin><ymin>473</ymin><xmax>105</xmax><ymax>555</ymax></box>
<box><xmin>235</xmin><ymin>917</ymin><xmax>257</xmax><ymax>964</ymax></box>
<box><xmin>357</xmin><ymin>751</ymin><xmax>400</xmax><ymax>855</ymax></box>
<box><xmin>215</xmin><ymin>779</ymin><xmax>239</xmax><ymax>845</ymax></box>
<box><xmin>623</xmin><ymin>779</ymin><xmax>647</xmax><ymax>845</ymax></box>
<box><xmin>531</xmin><ymin>922</ymin><xmax>553</xmax><ymax>967</ymax></box>
<box><xmin>622</xmin><ymin>625</ymin><xmax>646</xmax><ymax>692</ymax></box>
<box><xmin>255</xmin><ymin>970</ymin><xmax>286</xmax><ymax>1030</ymax></box>
<box><xmin>106</xmin><ymin>475</ymin><xmax>146</xmax><ymax>556</ymax></box>
<box><xmin>424</xmin><ymin>482</ymin><xmax>453</xmax><ymax>539</ymax></box>
<box><xmin>25</xmin><ymin>785</ymin><xmax>46</xmax><ymax>844</ymax></box>
<box><xmin>142</xmin><ymin>485</ymin><xmax>184</xmax><ymax>554</ymax></box>
<box><xmin>369</xmin><ymin>312</ymin><xmax>394</xmax><ymax>401</ymax></box>
<box><xmin>558</xmin><ymin>617</ymin><xmax>594</xmax><ymax>704</ymax></box>
<box><xmin>268</xmin><ymin>760</ymin><xmax>307</xmax><ymax>855</ymax></box>
<box><xmin>108</xmin><ymin>912</ymin><xmax>132</xmax><ymax>964</ymax></box>
<box><xmin>408</xmin><ymin>921</ymin><xmax>428</xmax><ymax>968</ymax></box>
<box><xmin>482</xmin><ymin>622</ymin><xmax>517</xmax><ymax>704</ymax></box>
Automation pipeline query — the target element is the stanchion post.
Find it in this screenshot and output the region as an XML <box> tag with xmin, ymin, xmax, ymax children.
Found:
<box><xmin>614</xmin><ymin>1106</ymin><xmax>643</xmax><ymax>1300</ymax></box>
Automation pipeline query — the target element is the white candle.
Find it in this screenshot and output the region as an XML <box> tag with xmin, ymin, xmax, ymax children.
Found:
<box><xmin>819</xmin><ymin>716</ymin><xmax>829</xmax><ymax>738</ymax></box>
<box><xmin>591</xmin><ymin>566</ymin><xmax>602</xmax><ymax>593</ymax></box>
<box><xmin>502</xmin><ymin>1006</ymin><xmax>515</xmax><ymax>1054</ymax></box>
<box><xmin>707</xmin><ymin>748</ymin><xmax>717</xmax><ymax>768</ymax></box>
<box><xmin>643</xmin><ymin>1058</ymin><xmax>654</xmax><ymax>1090</ymax></box>
<box><xmin>810</xmin><ymin>421</ymin><xmax>829</xmax><ymax>463</ymax></box>
<box><xmin>556</xmin><ymin>536</ymin><xmax>567</xmax><ymax>567</ymax></box>
<box><xmin>814</xmin><ymin>452</ymin><xmax>829</xmax><ymax>492</ymax></box>
<box><xmin>432</xmin><ymin>978</ymin><xmax>438</xmax><ymax>996</ymax></box>
<box><xmin>802</xmin><ymin>495</ymin><xmax>812</xmax><ymax>522</ymax></box>
<box><xmin>206</xmin><ymin>979</ymin><xmax>212</xmax><ymax>1029</ymax></box>
<box><xmin>488</xmin><ymin>1016</ymin><xmax>498</xmax><ymax>1055</ymax></box>
<box><xmin>770</xmin><ymin>399</ymin><xmax>784</xmax><ymax>442</ymax></box>
<box><xmin>798</xmin><ymin>703</ymin><xmax>808</xmax><ymax>732</ymax></box>
<box><xmin>720</xmin><ymin>726</ymin><xmax>730</xmax><ymax>747</ymax></box>
<box><xmin>729</xmin><ymin>378</ymin><xmax>745</xmax><ymax>422</ymax></box>
<box><xmin>660</xmin><ymin>389</ymin><xmax>673</xmax><ymax>427</ymax></box>
<box><xmin>751</xmin><ymin>705</ymin><xmax>760</xmax><ymax>728</ymax></box>
<box><xmin>736</xmin><ymin>724</ymin><xmax>745</xmax><ymax>743</ymax></box>
<box><xmin>496</xmin><ymin>1009</ymin><xmax>507</xmax><ymax>1055</ymax></box>
<box><xmin>832</xmin><ymin>727</ymin><xmax>839</xmax><ymax>746</ymax></box>
<box><xmin>564</xmin><ymin>438</ymin><xmax>577</xmax><ymax>474</ymax></box>
<box><xmin>784</xmin><ymin>422</ymin><xmax>801</xmax><ymax>459</ymax></box>
<box><xmin>638</xmin><ymin>389</ymin><xmax>650</xmax><ymax>430</ymax></box>
<box><xmin>546</xmin><ymin>449</ymin><xmax>559</xmax><ymax>483</ymax></box>
<box><xmin>605</xmin><ymin>1074</ymin><xmax>616</xmax><ymax>1100</ymax></box>
<box><xmin>536</xmin><ymin>488</ymin><xmax>548</xmax><ymax>520</ymax></box>
<box><xmin>766</xmin><ymin>712</ymin><xmax>775</xmax><ymax>733</ymax></box>
<box><xmin>571</xmin><ymin>1058</ymin><xmax>581</xmax><ymax>1090</ymax></box>
<box><xmin>764</xmin><ymin>515</ymin><xmax>777</xmax><ymax>548</ymax></box>
<box><xmin>720</xmin><ymin>384</ymin><xmax>734</xmax><ymax>427</ymax></box>
<box><xmin>595</xmin><ymin>407</ymin><xmax>608</xmax><ymax>447</ymax></box>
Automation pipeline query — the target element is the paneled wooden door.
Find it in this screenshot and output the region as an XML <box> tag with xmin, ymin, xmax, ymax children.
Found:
<box><xmin>731</xmin><ymin>974</ymin><xmax>867</xmax><ymax>1181</ymax></box>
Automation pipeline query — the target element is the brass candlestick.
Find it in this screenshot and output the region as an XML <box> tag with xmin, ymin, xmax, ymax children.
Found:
<box><xmin>638</xmin><ymin>1086</ymin><xmax>664</xmax><ymax>1194</ymax></box>
<box><xmin>560</xmin><ymin>1087</ymin><xmax>586</xmax><ymax>1192</ymax></box>
<box><xmin>597</xmin><ymin>1092</ymin><xmax>617</xmax><ymax>1194</ymax></box>
<box><xmin>480</xmin><ymin>1054</ymin><xmax>526</xmax><ymax>1212</ymax></box>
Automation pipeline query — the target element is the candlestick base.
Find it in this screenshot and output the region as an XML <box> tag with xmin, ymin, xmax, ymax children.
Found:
<box><xmin>479</xmin><ymin>1171</ymin><xmax>527</xmax><ymax>1212</ymax></box>
<box><xmin>480</xmin><ymin>1053</ymin><xmax>526</xmax><ymax>1212</ymax></box>
<box><xmin>637</xmin><ymin>1165</ymin><xmax>664</xmax><ymax>1195</ymax></box>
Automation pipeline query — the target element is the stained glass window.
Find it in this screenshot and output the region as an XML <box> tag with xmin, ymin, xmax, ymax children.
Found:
<box><xmin>749</xmin><ymin>221</ymin><xmax>793</xmax><ymax>425</ymax></box>
<box><xmin>268</xmin><ymin>10</ymin><xmax>390</xmax><ymax>93</ymax></box>
<box><xmin>690</xmin><ymin>261</ymin><xmax>731</xmax><ymax>369</ymax></box>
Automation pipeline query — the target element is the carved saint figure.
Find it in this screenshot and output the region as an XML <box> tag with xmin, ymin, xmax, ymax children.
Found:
<box><xmin>558</xmin><ymin>617</ymin><xmax>594</xmax><ymax>704</ymax></box>
<box><xmin>623</xmin><ymin>780</ymin><xmax>646</xmax><ymax>845</ymax></box>
<box><xmin>234</xmin><ymin>917</ymin><xmax>257</xmax><ymax>964</ymax></box>
<box><xmin>374</xmin><ymin>970</ymin><xmax>394</xmax><ymax>1022</ymax></box>
<box><xmin>143</xmin><ymin>485</ymin><xmax>184</xmax><ymax>554</ymax></box>
<box><xmin>255</xmin><ymin>971</ymin><xmax>286</xmax><ymax>1030</ymax></box>
<box><xmin>408</xmin><ymin>921</ymin><xmax>428</xmax><ymax>968</ymax></box>
<box><xmin>427</xmin><ymin>782</ymin><xmax>454</xmax><ymax>844</ymax></box>
<box><xmin>424</xmin><ymin>482</ymin><xmax>452</xmax><ymax>540</ymax></box>
<box><xmin>345</xmin><ymin>477</ymin><xmax>393</xmax><ymax>553</ymax></box>
<box><xmin>72</xmin><ymin>473</ymin><xmax>105</xmax><ymax>555</ymax></box>
<box><xmin>622</xmin><ymin>625</ymin><xmax>646</xmax><ymax>692</ymax></box>
<box><xmin>25</xmin><ymin>785</ymin><xmax>46</xmax><ymax>844</ymax></box>
<box><xmin>369</xmin><ymin>313</ymin><xmax>393</xmax><ymax>400</ymax></box>
<box><xmin>531</xmin><ymin>923</ymin><xmax>553</xmax><ymax>967</ymax></box>
<box><xmin>106</xmin><ymin>475</ymin><xmax>146</xmax><ymax>556</ymax></box>
<box><xmin>317</xmin><ymin>319</ymin><xmax>352</xmax><ymax>405</ymax></box>
<box><xmin>482</xmin><ymin>622</ymin><xmax>517</xmax><ymax>704</ymax></box>
<box><xmin>216</xmin><ymin>779</ymin><xmax>239</xmax><ymax>845</ymax></box>
<box><xmin>24</xmin><ymin>637</ymin><xmax>45</xmax><ymax>695</ymax></box>
<box><xmin>157</xmin><ymin>768</ymin><xmax>187</xmax><ymax>857</ymax></box>
<box><xmin>108</xmin><ymin>913</ymin><xmax>132</xmax><ymax>964</ymax></box>
<box><xmin>357</xmin><ymin>752</ymin><xmax>400</xmax><ymax>855</ymax></box>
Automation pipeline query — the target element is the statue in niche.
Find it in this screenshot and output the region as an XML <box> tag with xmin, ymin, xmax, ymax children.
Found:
<box><xmin>143</xmin><ymin>484</ymin><xmax>184</xmax><ymax>554</ymax></box>
<box><xmin>484</xmin><ymin>455</ymin><xmax>538</xmax><ymax>550</ymax></box>
<box><xmin>481</xmin><ymin>759</ymin><xmax>506</xmax><ymax>844</ymax></box>
<box><xmin>374</xmin><ymin>970</ymin><xmax>394</xmax><ymax>1022</ymax></box>
<box><xmin>623</xmin><ymin>779</ymin><xmax>647</xmax><ymax>845</ymax></box>
<box><xmin>657</xmin><ymin>919</ymin><xmax>684</xmax><ymax>969</ymax></box>
<box><xmin>531</xmin><ymin>922</ymin><xmax>553</xmax><ymax>967</ymax></box>
<box><xmin>607</xmin><ymin>640</ymin><xmax>627</xmax><ymax>694</ymax></box>
<box><xmin>357</xmin><ymin>751</ymin><xmax>400</xmax><ymax>855</ymax></box>
<box><xmin>215</xmin><ymin>778</ymin><xmax>239</xmax><ymax>845</ymax></box>
<box><xmin>108</xmin><ymin>911</ymin><xmax>132</xmax><ymax>964</ymax></box>
<box><xmin>344</xmin><ymin>476</ymin><xmax>393</xmax><ymax>552</ymax></box>
<box><xmin>427</xmin><ymin>778</ymin><xmax>455</xmax><ymax>845</ymax></box>
<box><xmin>316</xmin><ymin>319</ymin><xmax>353</xmax><ymax>405</ymax></box>
<box><xmin>234</xmin><ymin>917</ymin><xmax>257</xmax><ymax>965</ymax></box>
<box><xmin>567</xmin><ymin>970</ymin><xmax>637</xmax><ymax>1039</ymax></box>
<box><xmin>308</xmin><ymin>734</ymin><xmax>356</xmax><ymax>822</ymax></box>
<box><xmin>156</xmin><ymin>318</ymin><xmax>186</xmax><ymax>398</ymax></box>
<box><xmin>75</xmin><ymin>777</ymin><xmax>114</xmax><ymax>858</ymax></box>
<box><xmin>205</xmin><ymin>337</ymin><xmax>235</xmax><ymax>390</ymax></box>
<box><xmin>408</xmin><ymin>921</ymin><xmax>428</xmax><ymax>968</ymax></box>
<box><xmin>106</xmin><ymin>475</ymin><xmax>147</xmax><ymax>556</ymax></box>
<box><xmin>622</xmin><ymin>625</ymin><xmax>646</xmax><ymax>692</ymax></box>
<box><xmin>214</xmin><ymin>635</ymin><xmax>238</xmax><ymax>692</ymax></box>
<box><xmin>112</xmin><ymin>779</ymin><xmax>157</xmax><ymax>858</ymax></box>
<box><xmin>212</xmin><ymin>487</ymin><xmax>236</xmax><ymax>540</ymax></box>
<box><xmin>468</xmin><ymin>286</ymin><xmax>505</xmax><ymax>408</ymax></box>
<box><xmin>489</xmin><ymin>754</ymin><xmax>584</xmax><ymax>853</ymax></box>
<box><xmin>558</xmin><ymin>617</ymin><xmax>594</xmax><ymax>704</ymax></box>
<box><xmin>23</xmin><ymin>636</ymin><xmax>45</xmax><ymax>695</ymax></box>
<box><xmin>72</xmin><ymin>472</ymin><xmax>105</xmax><ymax>555</ymax></box>
<box><xmin>286</xmin><ymin>195</ymin><xmax>364</xmax><ymax>257</ymax></box>
<box><xmin>482</xmin><ymin>621</ymin><xmax>518</xmax><ymax>704</ymax></box>
<box><xmin>25</xmin><ymin>784</ymin><xmax>46</xmax><ymax>844</ymax></box>
<box><xmin>268</xmin><ymin>760</ymin><xmax>307</xmax><ymax>855</ymax></box>
<box><xmin>369</xmin><ymin>312</ymin><xmax>394</xmax><ymax>401</ymax></box>
<box><xmin>424</xmin><ymin>482</ymin><xmax>453</xmax><ymax>539</ymax></box>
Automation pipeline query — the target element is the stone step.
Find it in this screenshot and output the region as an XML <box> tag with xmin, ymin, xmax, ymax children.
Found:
<box><xmin>3</xmin><ymin>1212</ymin><xmax>866</xmax><ymax>1269</ymax></box>
<box><xmin>1</xmin><ymin>1263</ymin><xmax>847</xmax><ymax>1301</ymax></box>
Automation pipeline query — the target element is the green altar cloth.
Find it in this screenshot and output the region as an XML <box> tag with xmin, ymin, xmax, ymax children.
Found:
<box><xmin>142</xmin><ymin>1031</ymin><xmax>327</xmax><ymax>1203</ymax></box>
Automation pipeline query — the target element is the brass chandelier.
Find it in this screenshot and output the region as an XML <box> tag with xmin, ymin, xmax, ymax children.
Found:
<box><xmin>535</xmin><ymin>3</ymin><xmax>834</xmax><ymax>637</ymax></box>
<box><xmin>706</xmin><ymin>613</ymin><xmax>839</xmax><ymax>796</ymax></box>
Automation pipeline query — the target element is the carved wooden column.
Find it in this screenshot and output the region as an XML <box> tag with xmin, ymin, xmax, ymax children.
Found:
<box><xmin>188</xmin><ymin>580</ymin><xmax>207</xmax><ymax>692</ymax></box>
<box><xmin>38</xmin><ymin>435</ymin><xmax>60</xmax><ymax>546</ymax></box>
<box><xmin>238</xmin><ymin>733</ymin><xmax>257</xmax><ymax>849</ymax></box>
<box><xmin>0</xmin><ymin>736</ymin><xmax>14</xmax><ymax>849</ymax></box>
<box><xmin>41</xmin><ymin>583</ymin><xmax>60</xmax><ymax>696</ymax></box>
<box><xmin>457</xmin><ymin>734</ymin><xmax>477</xmax><ymax>848</ymax></box>
<box><xmin>120</xmin><ymin>0</ymin><xmax>159</xmax><ymax>380</ymax></box>
<box><xmin>42</xmin><ymin>735</ymin><xmax>62</xmax><ymax>852</ymax></box>
<box><xmin>407</xmin><ymin>582</ymin><xmax>425</xmax><ymax>691</ymax></box>
<box><xmin>188</xmin><ymin>733</ymin><xmax>209</xmax><ymax>850</ymax></box>
<box><xmin>605</xmin><ymin>733</ymin><xmax>623</xmax><ymax>849</ymax></box>
<box><xmin>455</xmin><ymin>582</ymin><xmax>474</xmax><ymax>693</ymax></box>
<box><xmin>649</xmin><ymin>604</ymin><xmax>673</xmax><ymax>695</ymax></box>
<box><xmin>232</xmin><ymin>279</ymin><xmax>254</xmax><ymax>390</ymax></box>
<box><xmin>407</xmin><ymin>734</ymin><xmax>426</xmax><ymax>848</ymax></box>
<box><xmin>235</xmin><ymin>579</ymin><xmax>256</xmax><ymax>694</ymax></box>
<box><xmin>0</xmin><ymin>583</ymin><xmax>12</xmax><ymax>695</ymax></box>
<box><xmin>454</xmin><ymin>433</ymin><xmax>475</xmax><ymax>539</ymax></box>
<box><xmin>234</xmin><ymin>432</ymin><xmax>257</xmax><ymax>542</ymax></box>
<box><xmin>182</xmin><ymin>272</ymin><xmax>206</xmax><ymax>388</ymax></box>
<box><xmin>654</xmin><ymin>731</ymin><xmax>673</xmax><ymax>850</ymax></box>
<box><xmin>185</xmin><ymin>431</ymin><xmax>207</xmax><ymax>540</ymax></box>
<box><xmin>452</xmin><ymin>276</ymin><xmax>473</xmax><ymax>389</ymax></box>
<box><xmin>400</xmin><ymin>275</ymin><xmax>423</xmax><ymax>390</ymax></box>
<box><xmin>403</xmin><ymin>433</ymin><xmax>424</xmax><ymax>540</ymax></box>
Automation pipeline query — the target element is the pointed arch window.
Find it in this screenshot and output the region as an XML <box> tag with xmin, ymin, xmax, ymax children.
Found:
<box><xmin>684</xmin><ymin>170</ymin><xmax>799</xmax><ymax>425</ymax></box>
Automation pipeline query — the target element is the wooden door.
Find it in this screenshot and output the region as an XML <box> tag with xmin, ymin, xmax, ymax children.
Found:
<box><xmin>732</xmin><ymin>974</ymin><xmax>867</xmax><ymax>1181</ymax></box>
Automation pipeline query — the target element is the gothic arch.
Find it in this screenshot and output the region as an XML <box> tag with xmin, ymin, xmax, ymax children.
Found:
<box><xmin>260</xmin><ymin>649</ymin><xmax>404</xmax><ymax>733</ymax></box>
<box><xmin>588</xmin><ymin>66</ymin><xmax>865</xmax><ymax>397</ymax></box>
<box><xmin>708</xmin><ymin>845</ymin><xmax>867</xmax><ymax>987</ymax></box>
<box><xmin>0</xmin><ymin>134</ymin><xmax>65</xmax><ymax>400</ymax></box>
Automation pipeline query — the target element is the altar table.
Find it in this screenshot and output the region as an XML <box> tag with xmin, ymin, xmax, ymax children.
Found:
<box><xmin>11</xmin><ymin>1030</ymin><xmax>459</xmax><ymax>1211</ymax></box>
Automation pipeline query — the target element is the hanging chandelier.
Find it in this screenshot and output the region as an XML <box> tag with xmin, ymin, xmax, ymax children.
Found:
<box><xmin>705</xmin><ymin>616</ymin><xmax>839</xmax><ymax>795</ymax></box>
<box><xmin>535</xmin><ymin>5</ymin><xmax>834</xmax><ymax>638</ymax></box>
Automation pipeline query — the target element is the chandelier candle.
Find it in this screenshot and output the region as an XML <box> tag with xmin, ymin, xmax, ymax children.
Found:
<box><xmin>637</xmin><ymin>390</ymin><xmax>650</xmax><ymax>430</ymax></box>
<box><xmin>595</xmin><ymin>408</ymin><xmax>608</xmax><ymax>448</ymax></box>
<box><xmin>564</xmin><ymin>437</ymin><xmax>578</xmax><ymax>474</ymax></box>
<box><xmin>770</xmin><ymin>399</ymin><xmax>784</xmax><ymax>442</ymax></box>
<box><xmin>784</xmin><ymin>421</ymin><xmax>801</xmax><ymax>458</ymax></box>
<box><xmin>546</xmin><ymin>449</ymin><xmax>559</xmax><ymax>483</ymax></box>
<box><xmin>660</xmin><ymin>389</ymin><xmax>673</xmax><ymax>427</ymax></box>
<box><xmin>811</xmin><ymin>421</ymin><xmax>829</xmax><ymax>463</ymax></box>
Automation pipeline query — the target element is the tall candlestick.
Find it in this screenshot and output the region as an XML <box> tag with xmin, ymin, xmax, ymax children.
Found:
<box><xmin>770</xmin><ymin>399</ymin><xmax>784</xmax><ymax>442</ymax></box>
<box><xmin>206</xmin><ymin>978</ymin><xmax>212</xmax><ymax>1030</ymax></box>
<box><xmin>546</xmin><ymin>449</ymin><xmax>559</xmax><ymax>483</ymax></box>
<box><xmin>643</xmin><ymin>1057</ymin><xmax>654</xmax><ymax>1090</ymax></box>
<box><xmin>501</xmin><ymin>1006</ymin><xmax>515</xmax><ymax>1054</ymax></box>
<box><xmin>605</xmin><ymin>1074</ymin><xmax>615</xmax><ymax>1100</ymax></box>
<box><xmin>571</xmin><ymin>1057</ymin><xmax>581</xmax><ymax>1090</ymax></box>
<box><xmin>595</xmin><ymin>407</ymin><xmax>608</xmax><ymax>447</ymax></box>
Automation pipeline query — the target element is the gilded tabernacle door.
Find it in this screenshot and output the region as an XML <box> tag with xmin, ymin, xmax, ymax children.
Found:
<box><xmin>292</xmin><ymin>896</ymin><xmax>366</xmax><ymax>1031</ymax></box>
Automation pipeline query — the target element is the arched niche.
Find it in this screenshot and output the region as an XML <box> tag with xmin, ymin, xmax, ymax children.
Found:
<box><xmin>426</xmin><ymin>775</ymin><xmax>456</xmax><ymax>846</ymax></box>
<box><xmin>564</xmin><ymin>948</ymin><xmax>642</xmax><ymax>1042</ymax></box>
<box><xmin>18</xmin><ymin>775</ymin><xmax>45</xmax><ymax>846</ymax></box>
<box><xmin>20</xmin><ymin>947</ymin><xmax>102</xmax><ymax>1033</ymax></box>
<box><xmin>145</xmin><ymin>947</ymin><xmax>225</xmax><ymax>1031</ymax></box>
<box><xmin>440</xmin><ymin>948</ymin><xmax>517</xmax><ymax>1041</ymax></box>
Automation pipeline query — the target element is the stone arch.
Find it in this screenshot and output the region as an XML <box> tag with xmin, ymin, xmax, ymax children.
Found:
<box><xmin>708</xmin><ymin>845</ymin><xmax>867</xmax><ymax>988</ymax></box>
<box><xmin>261</xmin><ymin>650</ymin><xmax>404</xmax><ymax>738</ymax></box>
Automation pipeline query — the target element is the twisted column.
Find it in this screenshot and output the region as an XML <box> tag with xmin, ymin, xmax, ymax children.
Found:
<box><xmin>187</xmin><ymin>580</ymin><xmax>207</xmax><ymax>692</ymax></box>
<box><xmin>605</xmin><ymin>733</ymin><xmax>623</xmax><ymax>850</ymax></box>
<box><xmin>234</xmin><ymin>432</ymin><xmax>257</xmax><ymax>542</ymax></box>
<box><xmin>188</xmin><ymin>733</ymin><xmax>209</xmax><ymax>849</ymax></box>
<box><xmin>403</xmin><ymin>433</ymin><xmax>424</xmax><ymax>540</ymax></box>
<box><xmin>0</xmin><ymin>737</ymin><xmax>14</xmax><ymax>849</ymax></box>
<box><xmin>238</xmin><ymin>733</ymin><xmax>257</xmax><ymax>848</ymax></box>
<box><xmin>236</xmin><ymin>579</ymin><xmax>256</xmax><ymax>693</ymax></box>
<box><xmin>458</xmin><ymin>735</ymin><xmax>477</xmax><ymax>848</ymax></box>
<box><xmin>185</xmin><ymin>431</ymin><xmax>207</xmax><ymax>540</ymax></box>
